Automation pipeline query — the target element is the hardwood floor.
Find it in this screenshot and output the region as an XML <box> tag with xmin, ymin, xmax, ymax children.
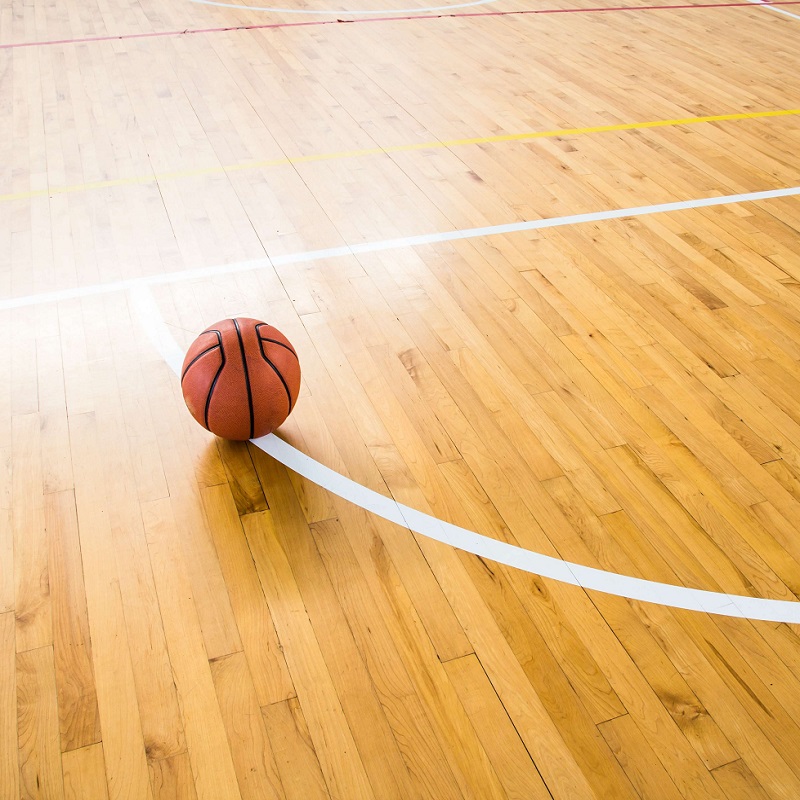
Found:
<box><xmin>2</xmin><ymin>0</ymin><xmax>800</xmax><ymax>796</ymax></box>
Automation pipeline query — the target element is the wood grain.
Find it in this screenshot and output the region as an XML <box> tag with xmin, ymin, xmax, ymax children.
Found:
<box><xmin>62</xmin><ymin>744</ymin><xmax>110</xmax><ymax>800</ymax></box>
<box><xmin>46</xmin><ymin>490</ymin><xmax>100</xmax><ymax>752</ymax></box>
<box><xmin>261</xmin><ymin>699</ymin><xmax>329</xmax><ymax>800</ymax></box>
<box><xmin>142</xmin><ymin>497</ymin><xmax>242</xmax><ymax>800</ymax></box>
<box><xmin>209</xmin><ymin>652</ymin><xmax>284</xmax><ymax>800</ymax></box>
<box><xmin>4</xmin><ymin>2</ymin><xmax>800</xmax><ymax>797</ymax></box>
<box><xmin>200</xmin><ymin>484</ymin><xmax>294</xmax><ymax>707</ymax></box>
<box><xmin>241</xmin><ymin>509</ymin><xmax>375</xmax><ymax>800</ymax></box>
<box><xmin>13</xmin><ymin>413</ymin><xmax>51</xmax><ymax>653</ymax></box>
<box><xmin>1</xmin><ymin>613</ymin><xmax>19</xmax><ymax>800</ymax></box>
<box><xmin>444</xmin><ymin>653</ymin><xmax>552</xmax><ymax>800</ymax></box>
<box><xmin>148</xmin><ymin>753</ymin><xmax>199</xmax><ymax>800</ymax></box>
<box><xmin>16</xmin><ymin>647</ymin><xmax>64</xmax><ymax>800</ymax></box>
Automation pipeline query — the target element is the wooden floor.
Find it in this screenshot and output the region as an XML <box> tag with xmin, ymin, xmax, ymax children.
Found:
<box><xmin>2</xmin><ymin>0</ymin><xmax>800</xmax><ymax>796</ymax></box>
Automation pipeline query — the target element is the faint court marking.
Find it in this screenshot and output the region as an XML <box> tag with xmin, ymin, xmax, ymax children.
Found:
<box><xmin>2</xmin><ymin>108</ymin><xmax>799</xmax><ymax>204</ymax></box>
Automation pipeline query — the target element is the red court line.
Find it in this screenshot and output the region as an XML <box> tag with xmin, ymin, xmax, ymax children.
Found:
<box><xmin>2</xmin><ymin>0</ymin><xmax>799</xmax><ymax>50</ymax></box>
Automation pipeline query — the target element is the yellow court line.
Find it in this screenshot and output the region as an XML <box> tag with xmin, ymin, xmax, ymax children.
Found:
<box><xmin>2</xmin><ymin>107</ymin><xmax>799</xmax><ymax>204</ymax></box>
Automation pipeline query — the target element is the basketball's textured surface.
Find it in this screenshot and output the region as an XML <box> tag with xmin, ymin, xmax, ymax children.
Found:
<box><xmin>181</xmin><ymin>317</ymin><xmax>301</xmax><ymax>440</ymax></box>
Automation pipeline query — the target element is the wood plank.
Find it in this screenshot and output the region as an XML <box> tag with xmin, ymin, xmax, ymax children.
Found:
<box><xmin>596</xmin><ymin>514</ymin><xmax>740</xmax><ymax>771</ymax></box>
<box><xmin>214</xmin><ymin>439</ymin><xmax>268</xmax><ymax>516</ymax></box>
<box><xmin>58</xmin><ymin>304</ymin><xmax>95</xmax><ymax>418</ymax></box>
<box><xmin>37</xmin><ymin>334</ymin><xmax>73</xmax><ymax>496</ymax></box>
<box><xmin>763</xmin><ymin>460</ymin><xmax>800</xmax><ymax>502</ymax></box>
<box><xmin>148</xmin><ymin>754</ymin><xmax>199</xmax><ymax>800</ymax></box>
<box><xmin>608</xmin><ymin>587</ymin><xmax>800</xmax><ymax>798</ymax></box>
<box><xmin>69</xmin><ymin>411</ymin><xmax>153</xmax><ymax>800</ymax></box>
<box><xmin>455</xmin><ymin>546</ymin><xmax>637</xmax><ymax>800</ymax></box>
<box><xmin>367</xmin><ymin>343</ymin><xmax>461</xmax><ymax>465</ymax></box>
<box><xmin>200</xmin><ymin>484</ymin><xmax>294</xmax><ymax>707</ymax></box>
<box><xmin>315</xmin><ymin>486</ymin><xmax>600</xmax><ymax>800</ymax></box>
<box><xmin>629</xmin><ymin>385</ymin><xmax>800</xmax><ymax>597</ymax></box>
<box><xmin>604</xmin><ymin>444</ymin><xmax>770</xmax><ymax>599</ymax></box>
<box><xmin>106</xmin><ymin>301</ymin><xmax>170</xmax><ymax>505</ymax></box>
<box><xmin>0</xmin><ymin>315</ymin><xmax>10</xmax><ymax>450</ymax></box>
<box><xmin>88</xmin><ymin>328</ymin><xmax>186</xmax><ymax>764</ymax></box>
<box><xmin>45</xmin><ymin>490</ymin><xmax>100</xmax><ymax>752</ymax></box>
<box><xmin>309</xmin><ymin>516</ymin><xmax>466</xmax><ymax>800</ymax></box>
<box><xmin>640</xmin><ymin>343</ymin><xmax>777</xmax><ymax>466</ymax></box>
<box><xmin>261</xmin><ymin>699</ymin><xmax>329</xmax><ymax>800</ymax></box>
<box><xmin>723</xmin><ymin>374</ymin><xmax>800</xmax><ymax>474</ymax></box>
<box><xmin>711</xmin><ymin>759</ymin><xmax>772</xmax><ymax>800</ymax></box>
<box><xmin>62</xmin><ymin>744</ymin><xmax>109</xmax><ymax>800</ymax></box>
<box><xmin>141</xmin><ymin>497</ymin><xmax>242</xmax><ymax>800</ymax></box>
<box><xmin>675</xmin><ymin>613</ymin><xmax>800</xmax><ymax>792</ymax></box>
<box><xmin>411</xmin><ymin>543</ymin><xmax>598</xmax><ymax>800</ymax></box>
<box><xmin>598</xmin><ymin>714</ymin><xmax>685</xmax><ymax>800</ymax></box>
<box><xmin>0</xmin><ymin>447</ymin><xmax>12</xmax><ymax>614</ymax></box>
<box><xmin>497</xmin><ymin>514</ymin><xmax>731</xmax><ymax>800</ymax></box>
<box><xmin>1</xmin><ymin>613</ymin><xmax>19</xmax><ymax>800</ymax></box>
<box><xmin>244</xmin><ymin>463</ymin><xmax>422</xmax><ymax>799</ymax></box>
<box><xmin>13</xmin><ymin>413</ymin><xmax>52</xmax><ymax>652</ymax></box>
<box><xmin>441</xmin><ymin>461</ymin><xmax>625</xmax><ymax>726</ymax></box>
<box><xmin>11</xmin><ymin>308</ymin><xmax>39</xmax><ymax>417</ymax></box>
<box><xmin>394</xmin><ymin>304</ymin><xmax>717</xmax><ymax>780</ymax></box>
<box><xmin>240</xmin><ymin>509</ymin><xmax>375</xmax><ymax>800</ymax></box>
<box><xmin>209</xmin><ymin>652</ymin><xmax>284</xmax><ymax>800</ymax></box>
<box><xmin>747</xmin><ymin>357</ymin><xmax>800</xmax><ymax>431</ymax></box>
<box><xmin>16</xmin><ymin>646</ymin><xmax>65</xmax><ymax>800</ymax></box>
<box><xmin>443</xmin><ymin>654</ymin><xmax>552</xmax><ymax>800</ymax></box>
<box><xmin>637</xmin><ymin>378</ymin><xmax>770</xmax><ymax>507</ymax></box>
<box><xmin>709</xmin><ymin>613</ymin><xmax>800</xmax><ymax>748</ymax></box>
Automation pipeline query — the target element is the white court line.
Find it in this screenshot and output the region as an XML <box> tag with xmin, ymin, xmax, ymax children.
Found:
<box><xmin>743</xmin><ymin>0</ymin><xmax>800</xmax><ymax>18</ymax></box>
<box><xmin>130</xmin><ymin>219</ymin><xmax>800</xmax><ymax>624</ymax></box>
<box><xmin>189</xmin><ymin>0</ymin><xmax>498</xmax><ymax>15</ymax></box>
<box><xmin>3</xmin><ymin>184</ymin><xmax>800</xmax><ymax>312</ymax></box>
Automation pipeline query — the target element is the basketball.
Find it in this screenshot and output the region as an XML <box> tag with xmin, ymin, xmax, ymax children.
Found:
<box><xmin>181</xmin><ymin>317</ymin><xmax>301</xmax><ymax>441</ymax></box>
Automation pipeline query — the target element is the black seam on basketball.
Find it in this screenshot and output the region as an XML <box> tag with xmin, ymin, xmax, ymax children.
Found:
<box><xmin>255</xmin><ymin>324</ymin><xmax>298</xmax><ymax>358</ymax></box>
<box><xmin>204</xmin><ymin>331</ymin><xmax>226</xmax><ymax>431</ymax></box>
<box><xmin>181</xmin><ymin>342</ymin><xmax>221</xmax><ymax>382</ymax></box>
<box><xmin>258</xmin><ymin>339</ymin><xmax>294</xmax><ymax>414</ymax></box>
<box><xmin>258</xmin><ymin>336</ymin><xmax>298</xmax><ymax>358</ymax></box>
<box><xmin>233</xmin><ymin>318</ymin><xmax>255</xmax><ymax>440</ymax></box>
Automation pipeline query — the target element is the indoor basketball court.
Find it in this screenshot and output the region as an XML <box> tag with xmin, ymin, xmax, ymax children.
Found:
<box><xmin>2</xmin><ymin>0</ymin><xmax>800</xmax><ymax>796</ymax></box>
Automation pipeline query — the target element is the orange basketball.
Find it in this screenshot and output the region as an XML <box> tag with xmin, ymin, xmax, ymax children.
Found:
<box><xmin>181</xmin><ymin>318</ymin><xmax>301</xmax><ymax>441</ymax></box>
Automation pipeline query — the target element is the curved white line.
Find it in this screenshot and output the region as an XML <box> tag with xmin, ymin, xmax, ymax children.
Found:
<box><xmin>189</xmin><ymin>0</ymin><xmax>498</xmax><ymax>15</ymax></box>
<box><xmin>130</xmin><ymin>285</ymin><xmax>800</xmax><ymax>623</ymax></box>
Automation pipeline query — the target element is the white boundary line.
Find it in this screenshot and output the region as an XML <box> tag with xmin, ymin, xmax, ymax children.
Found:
<box><xmin>129</xmin><ymin>188</ymin><xmax>800</xmax><ymax>626</ymax></box>
<box><xmin>4</xmin><ymin>185</ymin><xmax>800</xmax><ymax>312</ymax></box>
<box><xmin>743</xmin><ymin>0</ymin><xmax>800</xmax><ymax>19</ymax></box>
<box><xmin>189</xmin><ymin>0</ymin><xmax>498</xmax><ymax>15</ymax></box>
